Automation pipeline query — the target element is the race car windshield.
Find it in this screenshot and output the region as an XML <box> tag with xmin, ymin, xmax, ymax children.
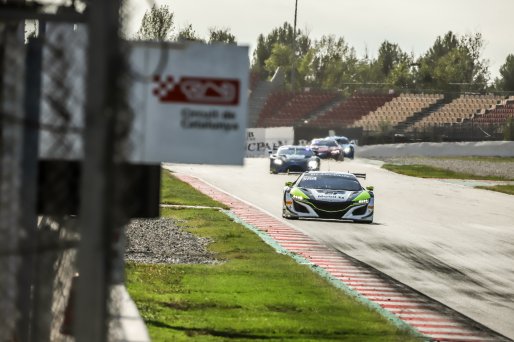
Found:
<box><xmin>312</xmin><ymin>140</ymin><xmax>338</xmax><ymax>147</ymax></box>
<box><xmin>336</xmin><ymin>137</ymin><xmax>349</xmax><ymax>144</ymax></box>
<box><xmin>278</xmin><ymin>148</ymin><xmax>313</xmax><ymax>157</ymax></box>
<box><xmin>298</xmin><ymin>175</ymin><xmax>362</xmax><ymax>191</ymax></box>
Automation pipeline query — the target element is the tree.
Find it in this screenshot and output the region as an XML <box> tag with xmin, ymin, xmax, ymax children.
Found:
<box><xmin>415</xmin><ymin>31</ymin><xmax>490</xmax><ymax>91</ymax></box>
<box><xmin>208</xmin><ymin>27</ymin><xmax>236</xmax><ymax>44</ymax></box>
<box><xmin>176</xmin><ymin>24</ymin><xmax>203</xmax><ymax>42</ymax></box>
<box><xmin>264</xmin><ymin>43</ymin><xmax>294</xmax><ymax>81</ymax></box>
<box><xmin>308</xmin><ymin>35</ymin><xmax>358</xmax><ymax>89</ymax></box>
<box><xmin>136</xmin><ymin>4</ymin><xmax>174</xmax><ymax>41</ymax></box>
<box><xmin>497</xmin><ymin>54</ymin><xmax>514</xmax><ymax>91</ymax></box>
<box><xmin>372</xmin><ymin>41</ymin><xmax>410</xmax><ymax>83</ymax></box>
<box><xmin>251</xmin><ymin>22</ymin><xmax>311</xmax><ymax>81</ymax></box>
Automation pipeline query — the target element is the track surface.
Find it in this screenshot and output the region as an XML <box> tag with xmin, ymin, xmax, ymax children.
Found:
<box><xmin>165</xmin><ymin>158</ymin><xmax>514</xmax><ymax>339</ymax></box>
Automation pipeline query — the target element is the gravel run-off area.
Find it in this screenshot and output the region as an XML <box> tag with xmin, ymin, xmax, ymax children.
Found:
<box><xmin>378</xmin><ymin>157</ymin><xmax>514</xmax><ymax>180</ymax></box>
<box><xmin>125</xmin><ymin>217</ymin><xmax>220</xmax><ymax>265</ymax></box>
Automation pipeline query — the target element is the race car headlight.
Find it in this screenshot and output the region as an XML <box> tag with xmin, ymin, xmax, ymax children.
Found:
<box><xmin>292</xmin><ymin>195</ymin><xmax>304</xmax><ymax>201</ymax></box>
<box><xmin>274</xmin><ymin>159</ymin><xmax>283</xmax><ymax>165</ymax></box>
<box><xmin>307</xmin><ymin>160</ymin><xmax>318</xmax><ymax>169</ymax></box>
<box><xmin>343</xmin><ymin>146</ymin><xmax>351</xmax><ymax>154</ymax></box>
<box><xmin>358</xmin><ymin>199</ymin><xmax>369</xmax><ymax>204</ymax></box>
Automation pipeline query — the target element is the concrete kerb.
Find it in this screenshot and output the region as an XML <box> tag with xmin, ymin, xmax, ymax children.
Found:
<box><xmin>222</xmin><ymin>210</ymin><xmax>427</xmax><ymax>341</ymax></box>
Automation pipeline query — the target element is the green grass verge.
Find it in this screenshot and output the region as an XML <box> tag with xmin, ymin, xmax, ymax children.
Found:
<box><xmin>160</xmin><ymin>169</ymin><xmax>229</xmax><ymax>209</ymax></box>
<box><xmin>126</xmin><ymin>207</ymin><xmax>420</xmax><ymax>341</ymax></box>
<box><xmin>382</xmin><ymin>163</ymin><xmax>512</xmax><ymax>181</ymax></box>
<box><xmin>476</xmin><ymin>184</ymin><xmax>514</xmax><ymax>195</ymax></box>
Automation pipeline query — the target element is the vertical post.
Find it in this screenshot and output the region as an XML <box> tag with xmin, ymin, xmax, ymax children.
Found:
<box><xmin>76</xmin><ymin>0</ymin><xmax>121</xmax><ymax>341</ymax></box>
<box><xmin>0</xmin><ymin>21</ymin><xmax>26</xmax><ymax>341</ymax></box>
<box><xmin>19</xmin><ymin>34</ymin><xmax>44</xmax><ymax>342</ymax></box>
<box><xmin>291</xmin><ymin>0</ymin><xmax>298</xmax><ymax>92</ymax></box>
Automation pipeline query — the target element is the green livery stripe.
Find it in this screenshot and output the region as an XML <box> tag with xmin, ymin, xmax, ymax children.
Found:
<box><xmin>352</xmin><ymin>191</ymin><xmax>371</xmax><ymax>202</ymax></box>
<box><xmin>290</xmin><ymin>187</ymin><xmax>309</xmax><ymax>199</ymax></box>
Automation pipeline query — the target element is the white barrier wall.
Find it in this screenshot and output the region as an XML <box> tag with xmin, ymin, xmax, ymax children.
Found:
<box><xmin>357</xmin><ymin>141</ymin><xmax>514</xmax><ymax>158</ymax></box>
<box><xmin>246</xmin><ymin>127</ymin><xmax>294</xmax><ymax>157</ymax></box>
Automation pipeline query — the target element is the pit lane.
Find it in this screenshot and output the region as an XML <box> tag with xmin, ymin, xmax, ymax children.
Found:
<box><xmin>164</xmin><ymin>157</ymin><xmax>514</xmax><ymax>339</ymax></box>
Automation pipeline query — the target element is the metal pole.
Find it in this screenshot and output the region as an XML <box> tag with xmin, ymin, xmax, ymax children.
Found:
<box><xmin>291</xmin><ymin>0</ymin><xmax>298</xmax><ymax>92</ymax></box>
<box><xmin>76</xmin><ymin>0</ymin><xmax>121</xmax><ymax>340</ymax></box>
<box><xmin>0</xmin><ymin>20</ymin><xmax>26</xmax><ymax>342</ymax></box>
<box><xmin>18</xmin><ymin>34</ymin><xmax>43</xmax><ymax>342</ymax></box>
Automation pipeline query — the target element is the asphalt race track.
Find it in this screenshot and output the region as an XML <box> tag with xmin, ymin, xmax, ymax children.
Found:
<box><xmin>165</xmin><ymin>158</ymin><xmax>514</xmax><ymax>339</ymax></box>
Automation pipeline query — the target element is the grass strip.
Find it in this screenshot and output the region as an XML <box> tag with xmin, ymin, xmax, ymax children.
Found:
<box><xmin>382</xmin><ymin>163</ymin><xmax>511</xmax><ymax>181</ymax></box>
<box><xmin>476</xmin><ymin>184</ymin><xmax>514</xmax><ymax>195</ymax></box>
<box><xmin>160</xmin><ymin>169</ymin><xmax>229</xmax><ymax>209</ymax></box>
<box><xmin>126</xmin><ymin>207</ymin><xmax>421</xmax><ymax>341</ymax></box>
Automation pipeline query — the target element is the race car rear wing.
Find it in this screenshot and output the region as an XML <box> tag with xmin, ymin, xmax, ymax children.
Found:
<box><xmin>352</xmin><ymin>173</ymin><xmax>366</xmax><ymax>179</ymax></box>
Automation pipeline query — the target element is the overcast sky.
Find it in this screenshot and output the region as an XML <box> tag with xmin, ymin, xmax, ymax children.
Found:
<box><xmin>126</xmin><ymin>0</ymin><xmax>514</xmax><ymax>79</ymax></box>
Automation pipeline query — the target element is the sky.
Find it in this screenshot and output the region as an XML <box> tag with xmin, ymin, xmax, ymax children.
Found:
<box><xmin>126</xmin><ymin>0</ymin><xmax>514</xmax><ymax>79</ymax></box>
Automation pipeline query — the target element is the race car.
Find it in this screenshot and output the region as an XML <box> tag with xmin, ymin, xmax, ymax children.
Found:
<box><xmin>282</xmin><ymin>171</ymin><xmax>374</xmax><ymax>223</ymax></box>
<box><xmin>269</xmin><ymin>145</ymin><xmax>321</xmax><ymax>174</ymax></box>
<box><xmin>309</xmin><ymin>138</ymin><xmax>344</xmax><ymax>161</ymax></box>
<box><xmin>326</xmin><ymin>136</ymin><xmax>355</xmax><ymax>159</ymax></box>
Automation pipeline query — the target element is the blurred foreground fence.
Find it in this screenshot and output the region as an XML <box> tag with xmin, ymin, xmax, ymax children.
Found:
<box><xmin>0</xmin><ymin>1</ymin><xmax>157</xmax><ymax>341</ymax></box>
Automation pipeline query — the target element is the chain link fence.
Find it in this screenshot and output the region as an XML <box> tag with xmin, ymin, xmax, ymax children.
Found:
<box><xmin>0</xmin><ymin>0</ymin><xmax>149</xmax><ymax>340</ymax></box>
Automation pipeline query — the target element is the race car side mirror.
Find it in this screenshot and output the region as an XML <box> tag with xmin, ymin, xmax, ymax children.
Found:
<box><xmin>285</xmin><ymin>181</ymin><xmax>293</xmax><ymax>187</ymax></box>
<box><xmin>366</xmin><ymin>186</ymin><xmax>374</xmax><ymax>191</ymax></box>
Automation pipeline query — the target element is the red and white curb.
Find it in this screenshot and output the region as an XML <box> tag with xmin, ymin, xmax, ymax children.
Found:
<box><xmin>174</xmin><ymin>174</ymin><xmax>510</xmax><ymax>342</ymax></box>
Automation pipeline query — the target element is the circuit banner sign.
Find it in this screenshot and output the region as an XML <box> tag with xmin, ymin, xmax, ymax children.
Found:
<box><xmin>130</xmin><ymin>42</ymin><xmax>249</xmax><ymax>165</ymax></box>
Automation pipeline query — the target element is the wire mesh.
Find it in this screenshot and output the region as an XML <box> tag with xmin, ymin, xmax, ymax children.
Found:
<box><xmin>0</xmin><ymin>0</ymin><xmax>138</xmax><ymax>339</ymax></box>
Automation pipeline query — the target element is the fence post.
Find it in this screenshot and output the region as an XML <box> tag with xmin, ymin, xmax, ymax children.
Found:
<box><xmin>75</xmin><ymin>0</ymin><xmax>122</xmax><ymax>341</ymax></box>
<box><xmin>20</xmin><ymin>34</ymin><xmax>44</xmax><ymax>342</ymax></box>
<box><xmin>0</xmin><ymin>21</ymin><xmax>26</xmax><ymax>341</ymax></box>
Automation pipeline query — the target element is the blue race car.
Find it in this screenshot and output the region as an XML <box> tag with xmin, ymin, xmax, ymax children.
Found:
<box><xmin>269</xmin><ymin>145</ymin><xmax>320</xmax><ymax>174</ymax></box>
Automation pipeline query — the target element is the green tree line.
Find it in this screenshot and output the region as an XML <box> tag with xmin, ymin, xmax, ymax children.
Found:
<box><xmin>137</xmin><ymin>5</ymin><xmax>514</xmax><ymax>93</ymax></box>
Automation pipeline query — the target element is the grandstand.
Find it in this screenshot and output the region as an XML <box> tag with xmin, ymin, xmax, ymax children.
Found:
<box><xmin>351</xmin><ymin>93</ymin><xmax>443</xmax><ymax>132</ymax></box>
<box><xmin>250</xmin><ymin>86</ymin><xmax>514</xmax><ymax>142</ymax></box>
<box><xmin>304</xmin><ymin>92</ymin><xmax>398</xmax><ymax>128</ymax></box>
<box><xmin>472</xmin><ymin>96</ymin><xmax>514</xmax><ymax>125</ymax></box>
<box><xmin>409</xmin><ymin>94</ymin><xmax>504</xmax><ymax>130</ymax></box>
<box><xmin>256</xmin><ymin>89</ymin><xmax>339</xmax><ymax>127</ymax></box>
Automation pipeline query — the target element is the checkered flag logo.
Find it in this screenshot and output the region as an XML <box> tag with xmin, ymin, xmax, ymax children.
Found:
<box><xmin>152</xmin><ymin>75</ymin><xmax>177</xmax><ymax>100</ymax></box>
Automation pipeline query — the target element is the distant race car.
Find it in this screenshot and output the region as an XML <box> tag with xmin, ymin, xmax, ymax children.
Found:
<box><xmin>309</xmin><ymin>138</ymin><xmax>344</xmax><ymax>161</ymax></box>
<box><xmin>269</xmin><ymin>145</ymin><xmax>320</xmax><ymax>174</ymax></box>
<box><xmin>282</xmin><ymin>171</ymin><xmax>374</xmax><ymax>223</ymax></box>
<box><xmin>326</xmin><ymin>136</ymin><xmax>355</xmax><ymax>159</ymax></box>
